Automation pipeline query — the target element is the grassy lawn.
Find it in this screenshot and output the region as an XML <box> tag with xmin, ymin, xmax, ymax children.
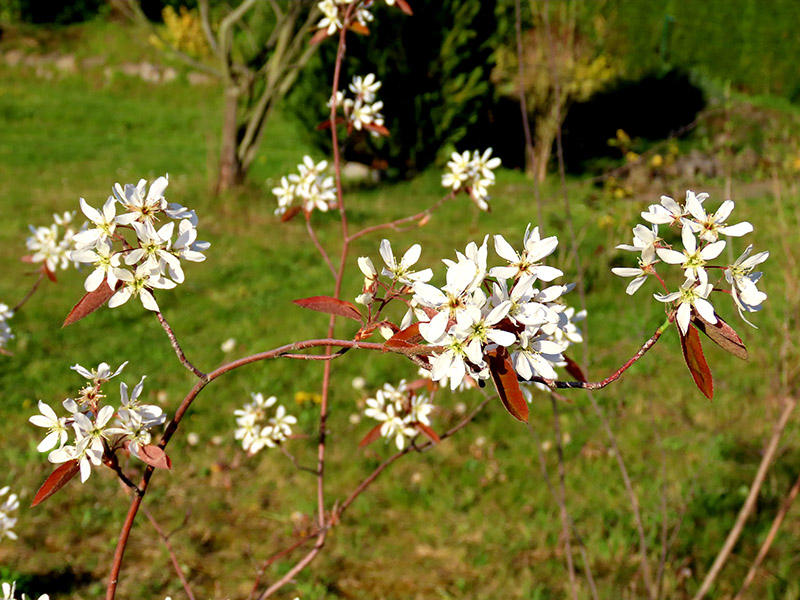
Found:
<box><xmin>1</xmin><ymin>19</ymin><xmax>800</xmax><ymax>600</ymax></box>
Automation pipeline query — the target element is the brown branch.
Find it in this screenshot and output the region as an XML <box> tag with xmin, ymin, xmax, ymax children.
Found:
<box><xmin>692</xmin><ymin>395</ymin><xmax>798</xmax><ymax>600</ymax></box>
<box><xmin>733</xmin><ymin>470</ymin><xmax>800</xmax><ymax>599</ymax></box>
<box><xmin>345</xmin><ymin>193</ymin><xmax>452</xmax><ymax>244</ymax></box>
<box><xmin>156</xmin><ymin>311</ymin><xmax>208</xmax><ymax>381</ymax></box>
<box><xmin>13</xmin><ymin>270</ymin><xmax>45</xmax><ymax>312</ymax></box>
<box><xmin>142</xmin><ymin>505</ymin><xmax>197</xmax><ymax>600</ymax></box>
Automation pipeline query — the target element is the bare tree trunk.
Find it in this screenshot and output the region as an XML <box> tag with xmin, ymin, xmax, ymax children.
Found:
<box><xmin>217</xmin><ymin>86</ymin><xmax>245</xmax><ymax>193</ymax></box>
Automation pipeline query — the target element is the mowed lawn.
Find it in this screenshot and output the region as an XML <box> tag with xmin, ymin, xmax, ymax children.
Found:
<box><xmin>1</xmin><ymin>21</ymin><xmax>800</xmax><ymax>600</ymax></box>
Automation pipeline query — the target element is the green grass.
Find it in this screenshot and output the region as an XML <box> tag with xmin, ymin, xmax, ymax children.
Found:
<box><xmin>2</xmin><ymin>19</ymin><xmax>800</xmax><ymax>600</ymax></box>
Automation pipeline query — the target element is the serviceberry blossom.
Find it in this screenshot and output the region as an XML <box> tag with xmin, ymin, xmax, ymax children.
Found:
<box><xmin>69</xmin><ymin>175</ymin><xmax>208</xmax><ymax>309</ymax></box>
<box><xmin>363</xmin><ymin>381</ymin><xmax>434</xmax><ymax>449</ymax></box>
<box><xmin>272</xmin><ymin>156</ymin><xmax>336</xmax><ymax>216</ymax></box>
<box><xmin>0</xmin><ymin>582</ymin><xmax>49</xmax><ymax>600</ymax></box>
<box><xmin>25</xmin><ymin>210</ymin><xmax>84</xmax><ymax>273</ymax></box>
<box><xmin>329</xmin><ymin>73</ymin><xmax>386</xmax><ymax>136</ymax></box>
<box><xmin>234</xmin><ymin>393</ymin><xmax>297</xmax><ymax>455</ymax></box>
<box><xmin>441</xmin><ymin>148</ymin><xmax>501</xmax><ymax>210</ymax></box>
<box><xmin>0</xmin><ymin>487</ymin><xmax>19</xmax><ymax>541</ymax></box>
<box><xmin>31</xmin><ymin>362</ymin><xmax>165</xmax><ymax>483</ymax></box>
<box><xmin>613</xmin><ymin>190</ymin><xmax>768</xmax><ymax>329</ymax></box>
<box><xmin>316</xmin><ymin>0</ymin><xmax>375</xmax><ymax>36</ymax></box>
<box><xmin>379</xmin><ymin>240</ymin><xmax>433</xmax><ymax>286</ymax></box>
<box><xmin>0</xmin><ymin>304</ymin><xmax>13</xmax><ymax>353</ymax></box>
<box><xmin>358</xmin><ymin>225</ymin><xmax>584</xmax><ymax>389</ymax></box>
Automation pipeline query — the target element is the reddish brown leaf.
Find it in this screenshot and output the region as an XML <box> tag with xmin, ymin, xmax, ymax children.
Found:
<box><xmin>63</xmin><ymin>280</ymin><xmax>118</xmax><ymax>327</ymax></box>
<box><xmin>487</xmin><ymin>349</ymin><xmax>529</xmax><ymax>423</ymax></box>
<box><xmin>692</xmin><ymin>313</ymin><xmax>748</xmax><ymax>361</ymax></box>
<box><xmin>562</xmin><ymin>354</ymin><xmax>587</xmax><ymax>382</ymax></box>
<box><xmin>31</xmin><ymin>460</ymin><xmax>80</xmax><ymax>507</ymax></box>
<box><xmin>20</xmin><ymin>255</ymin><xmax>35</xmax><ymax>263</ymax></box>
<box><xmin>42</xmin><ymin>264</ymin><xmax>57</xmax><ymax>283</ymax></box>
<box><xmin>679</xmin><ymin>324</ymin><xmax>714</xmax><ymax>400</ymax></box>
<box><xmin>364</xmin><ymin>122</ymin><xmax>390</xmax><ymax>137</ymax></box>
<box><xmin>138</xmin><ymin>445</ymin><xmax>172</xmax><ymax>470</ymax></box>
<box><xmin>395</xmin><ymin>0</ymin><xmax>414</xmax><ymax>15</ymax></box>
<box><xmin>315</xmin><ymin>116</ymin><xmax>347</xmax><ymax>131</ymax></box>
<box><xmin>348</xmin><ymin>22</ymin><xmax>370</xmax><ymax>35</ymax></box>
<box><xmin>415</xmin><ymin>422</ymin><xmax>440</xmax><ymax>444</ymax></box>
<box><xmin>310</xmin><ymin>28</ymin><xmax>328</xmax><ymax>44</ymax></box>
<box><xmin>385</xmin><ymin>322</ymin><xmax>423</xmax><ymax>347</ymax></box>
<box><xmin>292</xmin><ymin>296</ymin><xmax>362</xmax><ymax>321</ymax></box>
<box><xmin>358</xmin><ymin>424</ymin><xmax>384</xmax><ymax>448</ymax></box>
<box><xmin>280</xmin><ymin>205</ymin><xmax>302</xmax><ymax>222</ymax></box>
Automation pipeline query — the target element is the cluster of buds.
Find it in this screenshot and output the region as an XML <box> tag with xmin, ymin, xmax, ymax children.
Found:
<box><xmin>0</xmin><ymin>304</ymin><xmax>12</xmax><ymax>353</ymax></box>
<box><xmin>357</xmin><ymin>225</ymin><xmax>585</xmax><ymax>391</ymax></box>
<box><xmin>272</xmin><ymin>156</ymin><xmax>336</xmax><ymax>218</ymax></box>
<box><xmin>441</xmin><ymin>148</ymin><xmax>502</xmax><ymax>211</ymax></box>
<box><xmin>69</xmin><ymin>176</ymin><xmax>209</xmax><ymax>313</ymax></box>
<box><xmin>363</xmin><ymin>380</ymin><xmax>435</xmax><ymax>449</ymax></box>
<box><xmin>25</xmin><ymin>210</ymin><xmax>84</xmax><ymax>275</ymax></box>
<box><xmin>1</xmin><ymin>582</ymin><xmax>48</xmax><ymax>600</ymax></box>
<box><xmin>612</xmin><ymin>190</ymin><xmax>768</xmax><ymax>332</ymax></box>
<box><xmin>0</xmin><ymin>487</ymin><xmax>18</xmax><ymax>542</ymax></box>
<box><xmin>329</xmin><ymin>73</ymin><xmax>386</xmax><ymax>136</ymax></box>
<box><xmin>28</xmin><ymin>362</ymin><xmax>166</xmax><ymax>483</ymax></box>
<box><xmin>234</xmin><ymin>392</ymin><xmax>297</xmax><ymax>455</ymax></box>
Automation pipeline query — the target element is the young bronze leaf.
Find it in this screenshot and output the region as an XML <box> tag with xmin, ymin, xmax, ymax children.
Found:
<box><xmin>31</xmin><ymin>460</ymin><xmax>80</xmax><ymax>507</ymax></box>
<box><xmin>692</xmin><ymin>313</ymin><xmax>748</xmax><ymax>360</ymax></box>
<box><xmin>385</xmin><ymin>322</ymin><xmax>423</xmax><ymax>348</ymax></box>
<box><xmin>679</xmin><ymin>324</ymin><xmax>714</xmax><ymax>400</ymax></box>
<box><xmin>280</xmin><ymin>205</ymin><xmax>303</xmax><ymax>223</ymax></box>
<box><xmin>42</xmin><ymin>264</ymin><xmax>57</xmax><ymax>283</ymax></box>
<box><xmin>310</xmin><ymin>28</ymin><xmax>328</xmax><ymax>45</ymax></box>
<box><xmin>358</xmin><ymin>424</ymin><xmax>384</xmax><ymax>448</ymax></box>
<box><xmin>487</xmin><ymin>349</ymin><xmax>529</xmax><ymax>423</ymax></box>
<box><xmin>138</xmin><ymin>445</ymin><xmax>172</xmax><ymax>470</ymax></box>
<box><xmin>292</xmin><ymin>296</ymin><xmax>363</xmax><ymax>321</ymax></box>
<box><xmin>63</xmin><ymin>280</ymin><xmax>117</xmax><ymax>327</ymax></box>
<box><xmin>562</xmin><ymin>354</ymin><xmax>587</xmax><ymax>382</ymax></box>
<box><xmin>395</xmin><ymin>0</ymin><xmax>414</xmax><ymax>15</ymax></box>
<box><xmin>364</xmin><ymin>122</ymin><xmax>390</xmax><ymax>137</ymax></box>
<box><xmin>415</xmin><ymin>422</ymin><xmax>440</xmax><ymax>444</ymax></box>
<box><xmin>348</xmin><ymin>22</ymin><xmax>370</xmax><ymax>35</ymax></box>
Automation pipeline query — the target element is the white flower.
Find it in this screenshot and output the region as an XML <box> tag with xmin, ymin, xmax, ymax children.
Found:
<box><xmin>349</xmin><ymin>73</ymin><xmax>381</xmax><ymax>102</ymax></box>
<box><xmin>725</xmin><ymin>244</ymin><xmax>769</xmax><ymax>326</ymax></box>
<box><xmin>29</xmin><ymin>400</ymin><xmax>69</xmax><ymax>452</ymax></box>
<box><xmin>109</xmin><ymin>262</ymin><xmax>177</xmax><ymax>312</ymax></box>
<box><xmin>656</xmin><ymin>223</ymin><xmax>725</xmax><ymax>284</ymax></box>
<box><xmin>511</xmin><ymin>332</ymin><xmax>563</xmax><ymax>381</ymax></box>
<box><xmin>490</xmin><ymin>225</ymin><xmax>563</xmax><ymax>282</ymax></box>
<box><xmin>71</xmin><ymin>361</ymin><xmax>128</xmax><ymax>385</ymax></box>
<box><xmin>616</xmin><ymin>224</ymin><xmax>660</xmax><ymax>264</ymax></box>
<box><xmin>113</xmin><ymin>176</ymin><xmax>169</xmax><ymax>225</ymax></box>
<box><xmin>654</xmin><ymin>277</ymin><xmax>716</xmax><ymax>335</ymax></box>
<box><xmin>611</xmin><ymin>254</ymin><xmax>657</xmax><ymax>295</ymax></box>
<box><xmin>683</xmin><ymin>194</ymin><xmax>753</xmax><ymax>242</ymax></box>
<box><xmin>441</xmin><ymin>149</ymin><xmax>500</xmax><ymax>210</ymax></box>
<box><xmin>641</xmin><ymin>193</ymin><xmax>690</xmax><ymax>226</ymax></box>
<box><xmin>73</xmin><ymin>196</ymin><xmax>118</xmax><ymax>249</ymax></box>
<box><xmin>0</xmin><ymin>487</ymin><xmax>19</xmax><ymax>542</ymax></box>
<box><xmin>268</xmin><ymin>405</ymin><xmax>297</xmax><ymax>442</ymax></box>
<box><xmin>71</xmin><ymin>239</ymin><xmax>122</xmax><ymax>292</ymax></box>
<box><xmin>379</xmin><ymin>240</ymin><xmax>432</xmax><ymax>285</ymax></box>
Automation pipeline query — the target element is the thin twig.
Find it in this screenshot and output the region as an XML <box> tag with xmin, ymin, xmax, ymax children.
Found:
<box><xmin>305</xmin><ymin>214</ymin><xmax>337</xmax><ymax>279</ymax></box>
<box><xmin>733</xmin><ymin>470</ymin><xmax>800</xmax><ymax>599</ymax></box>
<box><xmin>550</xmin><ymin>395</ymin><xmax>578</xmax><ymax>599</ymax></box>
<box><xmin>142</xmin><ymin>505</ymin><xmax>197</xmax><ymax>600</ymax></box>
<box><xmin>692</xmin><ymin>395</ymin><xmax>798</xmax><ymax>600</ymax></box>
<box><xmin>12</xmin><ymin>270</ymin><xmax>45</xmax><ymax>312</ymax></box>
<box><xmin>345</xmin><ymin>194</ymin><xmax>451</xmax><ymax>243</ymax></box>
<box><xmin>280</xmin><ymin>445</ymin><xmax>317</xmax><ymax>475</ymax></box>
<box><xmin>155</xmin><ymin>312</ymin><xmax>208</xmax><ymax>381</ymax></box>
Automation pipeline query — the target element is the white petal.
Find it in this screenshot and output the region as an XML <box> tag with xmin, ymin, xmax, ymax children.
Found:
<box><xmin>699</xmin><ymin>240</ymin><xmax>726</xmax><ymax>261</ymax></box>
<box><xmin>718</xmin><ymin>222</ymin><xmax>753</xmax><ymax>237</ymax></box>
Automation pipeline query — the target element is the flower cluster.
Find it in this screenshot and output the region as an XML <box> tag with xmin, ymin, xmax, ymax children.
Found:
<box><xmin>234</xmin><ymin>392</ymin><xmax>297</xmax><ymax>455</ymax></box>
<box><xmin>329</xmin><ymin>73</ymin><xmax>385</xmax><ymax>135</ymax></box>
<box><xmin>358</xmin><ymin>226</ymin><xmax>584</xmax><ymax>390</ymax></box>
<box><xmin>29</xmin><ymin>361</ymin><xmax>166</xmax><ymax>482</ymax></box>
<box><xmin>0</xmin><ymin>487</ymin><xmax>18</xmax><ymax>542</ymax></box>
<box><xmin>25</xmin><ymin>210</ymin><xmax>84</xmax><ymax>274</ymax></box>
<box><xmin>272</xmin><ymin>156</ymin><xmax>336</xmax><ymax>217</ymax></box>
<box><xmin>441</xmin><ymin>148</ymin><xmax>502</xmax><ymax>211</ymax></box>
<box><xmin>612</xmin><ymin>190</ymin><xmax>768</xmax><ymax>332</ymax></box>
<box><xmin>1</xmin><ymin>582</ymin><xmax>48</xmax><ymax>600</ymax></box>
<box><xmin>364</xmin><ymin>380</ymin><xmax>434</xmax><ymax>449</ymax></box>
<box><xmin>316</xmin><ymin>0</ymin><xmax>373</xmax><ymax>36</ymax></box>
<box><xmin>69</xmin><ymin>176</ymin><xmax>209</xmax><ymax>313</ymax></box>
<box><xmin>0</xmin><ymin>304</ymin><xmax>12</xmax><ymax>353</ymax></box>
